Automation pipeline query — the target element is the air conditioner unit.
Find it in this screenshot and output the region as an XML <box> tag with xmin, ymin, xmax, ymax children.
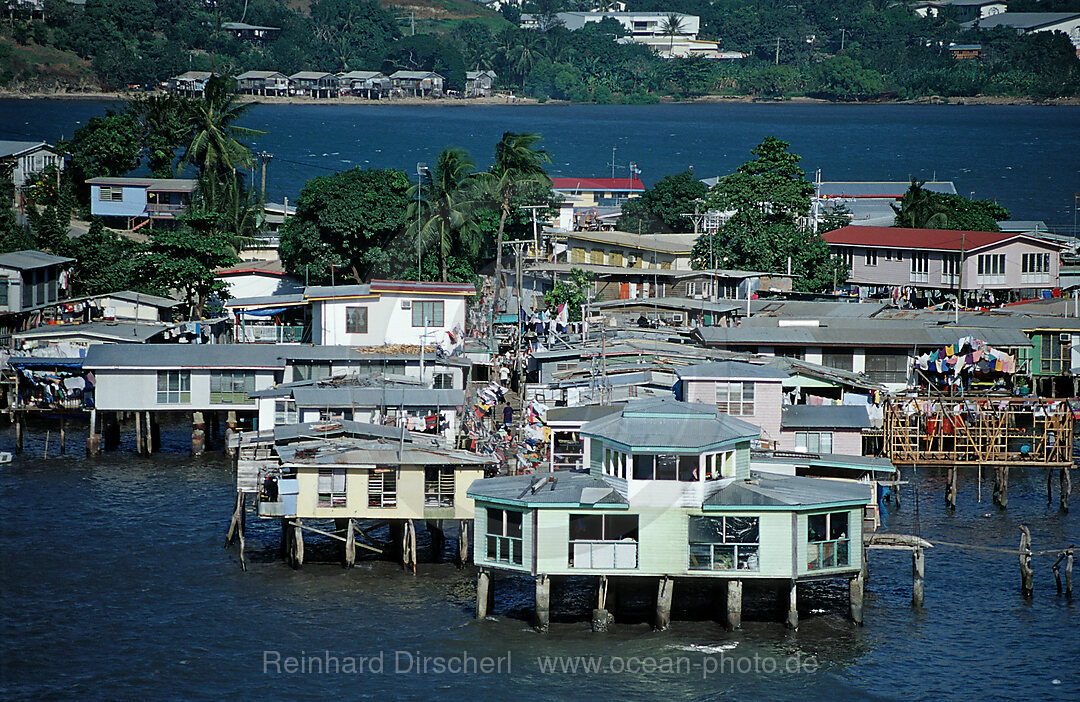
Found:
<box><xmin>628</xmin><ymin>255</ymin><xmax>638</xmax><ymax>265</ymax></box>
<box><xmin>401</xmin><ymin>300</ymin><xmax>412</xmax><ymax>309</ymax></box>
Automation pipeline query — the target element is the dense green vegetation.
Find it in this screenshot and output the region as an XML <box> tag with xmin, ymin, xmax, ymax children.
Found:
<box><xmin>1</xmin><ymin>0</ymin><xmax>1077</xmax><ymax>99</ymax></box>
<box><xmin>893</xmin><ymin>180</ymin><xmax>1010</xmax><ymax>230</ymax></box>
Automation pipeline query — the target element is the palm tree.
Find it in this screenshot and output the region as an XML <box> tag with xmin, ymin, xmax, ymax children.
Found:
<box><xmin>892</xmin><ymin>179</ymin><xmax>949</xmax><ymax>229</ymax></box>
<box><xmin>407</xmin><ymin>147</ymin><xmax>483</xmax><ymax>282</ymax></box>
<box><xmin>660</xmin><ymin>13</ymin><xmax>686</xmax><ymax>55</ymax></box>
<box><xmin>479</xmin><ymin>132</ymin><xmax>551</xmax><ymax>341</ymax></box>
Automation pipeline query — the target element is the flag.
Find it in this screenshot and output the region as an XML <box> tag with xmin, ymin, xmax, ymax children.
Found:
<box><xmin>556</xmin><ymin>302</ymin><xmax>569</xmax><ymax>327</ymax></box>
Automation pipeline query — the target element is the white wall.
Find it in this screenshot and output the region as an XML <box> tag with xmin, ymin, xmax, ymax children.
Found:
<box><xmin>93</xmin><ymin>367</ymin><xmax>278</xmax><ymax>411</ymax></box>
<box><xmin>316</xmin><ymin>292</ymin><xmax>467</xmax><ymax>346</ymax></box>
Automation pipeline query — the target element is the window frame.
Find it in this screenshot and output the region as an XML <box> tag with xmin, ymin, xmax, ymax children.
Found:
<box><xmin>367</xmin><ymin>467</ymin><xmax>398</xmax><ymax>508</ymax></box>
<box><xmin>345</xmin><ymin>306</ymin><xmax>369</xmax><ymax>334</ymax></box>
<box><xmin>317</xmin><ymin>467</ymin><xmax>347</xmax><ymax>508</ymax></box>
<box><xmin>568</xmin><ymin>513</ymin><xmax>639</xmax><ymax>569</ymax></box>
<box><xmin>209</xmin><ymin>370</ymin><xmax>255</xmax><ymax>404</ymax></box>
<box><xmin>795</xmin><ymin>431</ymin><xmax>833</xmax><ymax>454</ymax></box>
<box><xmin>156</xmin><ymin>370</ymin><xmax>191</xmax><ymax>404</ymax></box>
<box><xmin>688</xmin><ymin>515</ymin><xmax>760</xmax><ymax>571</ymax></box>
<box><xmin>807</xmin><ymin>511</ymin><xmax>851</xmax><ymax>570</ymax></box>
<box><xmin>411</xmin><ymin>300</ymin><xmax>445</xmax><ymax>327</ymax></box>
<box><xmin>485</xmin><ymin>508</ymin><xmax>524</xmax><ymax>565</ymax></box>
<box><xmin>424</xmin><ymin>466</ymin><xmax>455</xmax><ymax>508</ymax></box>
<box><xmin>715</xmin><ymin>380</ymin><xmax>755</xmax><ymax>416</ymax></box>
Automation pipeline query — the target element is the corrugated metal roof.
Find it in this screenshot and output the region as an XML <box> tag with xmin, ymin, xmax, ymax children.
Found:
<box><xmin>225</xmin><ymin>293</ymin><xmax>307</xmax><ymax>308</ymax></box>
<box><xmin>85</xmin><ymin>177</ymin><xmax>197</xmax><ymax>190</ymax></box>
<box><xmin>84</xmin><ymin>344</ymin><xmax>287</xmax><ymax>369</ymax></box>
<box><xmin>14</xmin><ymin>322</ymin><xmax>171</xmax><ymax>343</ymax></box>
<box><xmin>551</xmin><ymin>177</ymin><xmax>645</xmax><ymax>192</ymax></box>
<box><xmin>277</xmin><ymin>438</ymin><xmax>493</xmax><ymax>466</ymax></box>
<box><xmin>962</xmin><ymin>12</ymin><xmax>1080</xmax><ymax>30</ymax></box>
<box><xmin>824</xmin><ymin>226</ymin><xmax>1064</xmax><ymax>253</ymax></box>
<box><xmin>567</xmin><ymin>230</ymin><xmax>697</xmax><ymax>254</ymax></box>
<box><xmin>593</xmin><ymin>297</ymin><xmax>742</xmax><ymax>314</ymax></box>
<box><xmin>581</xmin><ymin>398</ymin><xmax>760</xmax><ymax>450</ymax></box>
<box><xmin>751</xmin><ymin>449</ymin><xmax>896</xmax><ymax>475</ymax></box>
<box><xmin>818</xmin><ymin>181</ymin><xmax>957</xmax><ymax>198</ymax></box>
<box><xmin>291</xmin><ymin>386</ymin><xmax>464</xmax><ymax>408</ymax></box>
<box><xmin>696</xmin><ymin>323</ymin><xmax>1033</xmax><ymax>348</ymax></box>
<box><xmin>304</xmin><ymin>284</ymin><xmax>372</xmax><ymax>299</ymax></box>
<box><xmin>0</xmin><ymin>250</ymin><xmax>74</xmax><ymax>270</ymax></box>
<box><xmin>677</xmin><ymin>360</ymin><xmax>790</xmax><ymax>381</ymax></box>
<box><xmin>781</xmin><ymin>405</ymin><xmax>870</xmax><ymax>430</ymax></box>
<box><xmin>545</xmin><ymin>404</ymin><xmax>626</xmax><ymax>425</ymax></box>
<box><xmin>0</xmin><ymin>140</ymin><xmax>53</xmax><ymax>159</ymax></box>
<box><xmin>273</xmin><ymin>420</ymin><xmax>413</xmax><ymax>444</ymax></box>
<box><xmin>467</xmin><ymin>471</ymin><xmax>630</xmax><ymax>507</ymax></box>
<box><xmin>704</xmin><ymin>472</ymin><xmax>871</xmax><ymax>508</ymax></box>
<box><xmin>236</xmin><ymin>70</ymin><xmax>287</xmax><ymax>79</ymax></box>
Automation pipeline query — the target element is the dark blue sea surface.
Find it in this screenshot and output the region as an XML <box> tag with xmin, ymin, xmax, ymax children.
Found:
<box><xmin>1</xmin><ymin>99</ymin><xmax>1079</xmax><ymax>230</ymax></box>
<box><xmin>0</xmin><ymin>418</ymin><xmax>1077</xmax><ymax>701</ymax></box>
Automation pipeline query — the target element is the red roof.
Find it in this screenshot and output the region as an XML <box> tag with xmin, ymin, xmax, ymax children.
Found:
<box><xmin>822</xmin><ymin>225</ymin><xmax>1063</xmax><ymax>253</ymax></box>
<box><xmin>369</xmin><ymin>279</ymin><xmax>475</xmax><ymax>295</ymax></box>
<box><xmin>551</xmin><ymin>178</ymin><xmax>645</xmax><ymax>193</ymax></box>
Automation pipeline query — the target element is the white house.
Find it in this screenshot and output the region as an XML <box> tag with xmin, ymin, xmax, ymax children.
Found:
<box><xmin>962</xmin><ymin>12</ymin><xmax>1080</xmax><ymax>52</ymax></box>
<box><xmin>307</xmin><ymin>280</ymin><xmax>474</xmax><ymax>347</ymax></box>
<box><xmin>0</xmin><ymin>140</ymin><xmax>64</xmax><ymax>212</ymax></box>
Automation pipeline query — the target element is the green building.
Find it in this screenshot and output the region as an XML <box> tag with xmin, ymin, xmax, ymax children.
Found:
<box><xmin>467</xmin><ymin>398</ymin><xmax>872</xmax><ymax>631</ymax></box>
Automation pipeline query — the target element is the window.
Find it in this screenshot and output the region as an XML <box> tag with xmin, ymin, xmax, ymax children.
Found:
<box><xmin>822</xmin><ymin>348</ymin><xmax>853</xmax><ymax>372</ymax></box>
<box><xmin>568</xmin><ymin>514</ymin><xmax>638</xmax><ymax>569</ymax></box>
<box><xmin>795</xmin><ymin>431</ymin><xmax>833</xmax><ymax>454</ymax></box>
<box><xmin>367</xmin><ymin>467</ymin><xmax>397</xmax><ymax>508</ymax></box>
<box><xmin>977</xmin><ymin>253</ymin><xmax>1005</xmax><ymax>284</ymax></box>
<box><xmin>864</xmin><ymin>248</ymin><xmax>878</xmax><ymax>266</ymax></box>
<box><xmin>631</xmin><ymin>454</ymin><xmax>699</xmax><ymax>481</ymax></box>
<box><xmin>22</xmin><ymin>271</ymin><xmax>32</xmax><ymax>308</ymax></box>
<box><xmin>412</xmin><ymin>300</ymin><xmax>444</xmax><ymax>327</ymax></box>
<box><xmin>910</xmin><ymin>252</ymin><xmax>929</xmax><ymax>282</ymax></box>
<box><xmin>433</xmin><ymin>372</ymin><xmax>454</xmax><ymax>389</ymax></box>
<box><xmin>836</xmin><ymin>247</ymin><xmax>854</xmax><ymax>269</ymax></box>
<box><xmin>98</xmin><ymin>186</ymin><xmax>123</xmax><ymax>202</ymax></box>
<box><xmin>941</xmin><ymin>254</ymin><xmax>961</xmax><ymax>283</ymax></box>
<box><xmin>210</xmin><ymin>371</ymin><xmax>255</xmax><ymax>404</ymax></box>
<box><xmin>0</xmin><ymin>279</ymin><xmax>8</xmax><ymax>307</ymax></box>
<box><xmin>715</xmin><ymin>381</ymin><xmax>754</xmax><ymax>415</ymax></box>
<box><xmin>156</xmin><ymin>370</ymin><xmax>190</xmax><ymax>404</ymax></box>
<box><xmin>317</xmin><ymin>468</ymin><xmax>346</xmax><ymax>508</ymax></box>
<box><xmin>1041</xmin><ymin>334</ymin><xmax>1070</xmax><ymax>374</ymax></box>
<box><xmin>688</xmin><ymin>516</ymin><xmax>759</xmax><ymax>571</ymax></box>
<box><xmin>345</xmin><ymin>306</ymin><xmax>368</xmax><ymax>334</ymax></box>
<box><xmin>486</xmin><ymin>508</ymin><xmax>523</xmax><ymax>565</ymax></box>
<box><xmin>274</xmin><ymin>399</ymin><xmax>298</xmax><ymax>425</ymax></box>
<box><xmin>603</xmin><ymin>447</ymin><xmax>628</xmax><ymax>479</ymax></box>
<box><xmin>292</xmin><ymin>361</ymin><xmax>331</xmax><ymax>382</ymax></box>
<box><xmin>424</xmin><ymin>466</ymin><xmax>455</xmax><ymax>507</ymax></box>
<box><xmin>1022</xmin><ymin>252</ymin><xmax>1051</xmax><ymax>284</ymax></box>
<box><xmin>807</xmin><ymin>511</ymin><xmax>850</xmax><ymax>570</ymax></box>
<box><xmin>865</xmin><ymin>351</ymin><xmax>908</xmax><ymax>384</ymax></box>
<box><xmin>703</xmin><ymin>451</ymin><xmax>735</xmax><ymax>480</ymax></box>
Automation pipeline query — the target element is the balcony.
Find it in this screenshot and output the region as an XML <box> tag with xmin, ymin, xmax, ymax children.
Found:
<box><xmin>237</xmin><ymin>325</ymin><xmax>308</xmax><ymax>344</ymax></box>
<box><xmin>146</xmin><ymin>202</ymin><xmax>186</xmax><ymax>218</ymax></box>
<box><xmin>1021</xmin><ymin>273</ymin><xmax>1051</xmax><ymax>286</ymax></box>
<box><xmin>569</xmin><ymin>540</ymin><xmax>638</xmax><ymax>569</ymax></box>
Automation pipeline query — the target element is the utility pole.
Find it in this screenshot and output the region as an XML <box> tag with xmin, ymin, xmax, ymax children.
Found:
<box><xmin>416</xmin><ymin>162</ymin><xmax>428</xmax><ymax>280</ymax></box>
<box><xmin>840</xmin><ymin>28</ymin><xmax>846</xmax><ymax>51</ymax></box>
<box><xmin>610</xmin><ymin>146</ymin><xmax>617</xmax><ymax>180</ymax></box>
<box><xmin>955</xmin><ymin>229</ymin><xmax>966</xmax><ymax>324</ymax></box>
<box><xmin>504</xmin><ymin>239</ymin><xmax>531</xmax><ymax>446</ymax></box>
<box><xmin>258</xmin><ymin>151</ymin><xmax>273</xmax><ymax>203</ymax></box>
<box><xmin>520</xmin><ymin>204</ymin><xmax>546</xmax><ymax>262</ymax></box>
<box><xmin>775</xmin><ymin>37</ymin><xmax>781</xmax><ymax>65</ymax></box>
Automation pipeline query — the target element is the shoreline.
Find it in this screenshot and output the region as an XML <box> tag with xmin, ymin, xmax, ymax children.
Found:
<box><xmin>1</xmin><ymin>90</ymin><xmax>1078</xmax><ymax>107</ymax></box>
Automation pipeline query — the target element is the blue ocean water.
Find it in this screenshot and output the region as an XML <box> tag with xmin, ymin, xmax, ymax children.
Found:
<box><xmin>2</xmin><ymin>99</ymin><xmax>1078</xmax><ymax>230</ymax></box>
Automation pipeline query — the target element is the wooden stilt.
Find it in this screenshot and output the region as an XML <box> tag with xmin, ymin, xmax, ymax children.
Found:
<box><xmin>849</xmin><ymin>571</ymin><xmax>865</xmax><ymax>625</ymax></box>
<box><xmin>345</xmin><ymin>518</ymin><xmax>356</xmax><ymax>568</ymax></box>
<box><xmin>237</xmin><ymin>494</ymin><xmax>246</xmax><ymax>571</ymax></box>
<box><xmin>785</xmin><ymin>580</ymin><xmax>798</xmax><ymax>630</ymax></box>
<box><xmin>192</xmin><ymin>411</ymin><xmax>206</xmax><ymax>456</ymax></box>
<box><xmin>225</xmin><ymin>411</ymin><xmax>238</xmax><ymax>457</ymax></box>
<box><xmin>281</xmin><ymin>518</ymin><xmax>289</xmax><ymax>558</ymax></box>
<box><xmin>86</xmin><ymin>408</ymin><xmax>102</xmax><ymax>456</ymax></box>
<box><xmin>14</xmin><ymin>413</ymin><xmax>22</xmax><ymax>454</ymax></box>
<box><xmin>291</xmin><ymin>518</ymin><xmax>304</xmax><ymax>569</ymax></box>
<box><xmin>225</xmin><ymin>491</ymin><xmax>244</xmax><ymax>547</ymax></box>
<box><xmin>945</xmin><ymin>467</ymin><xmax>956</xmax><ymax>510</ymax></box>
<box><xmin>456</xmin><ymin>519</ymin><xmax>470</xmax><ymax>568</ymax></box>
<box><xmin>592</xmin><ymin>575</ymin><xmax>612</xmax><ymax>632</ymax></box>
<box><xmin>403</xmin><ymin>519</ymin><xmax>417</xmax><ymax>574</ymax></box>
<box><xmin>726</xmin><ymin>579</ymin><xmax>742</xmax><ymax>630</ymax></box>
<box><xmin>1062</xmin><ymin>468</ymin><xmax>1071</xmax><ymax>513</ymax></box>
<box><xmin>426</xmin><ymin>519</ymin><xmax>445</xmax><ymax>561</ymax></box>
<box><xmin>1066</xmin><ymin>548</ymin><xmax>1074</xmax><ymax>598</ymax></box>
<box><xmin>534</xmin><ymin>574</ymin><xmax>550</xmax><ymax>632</ymax></box>
<box><xmin>913</xmin><ymin>546</ymin><xmax>925</xmax><ymax>606</ymax></box>
<box><xmin>59</xmin><ymin>414</ymin><xmax>65</xmax><ymax>455</ymax></box>
<box><xmin>654</xmin><ymin>576</ymin><xmax>673</xmax><ymax>631</ymax></box>
<box><xmin>1019</xmin><ymin>525</ymin><xmax>1033</xmax><ymax>597</ymax></box>
<box><xmin>135</xmin><ymin>410</ymin><xmax>144</xmax><ymax>455</ymax></box>
<box><xmin>476</xmin><ymin>569</ymin><xmax>493</xmax><ymax>619</ymax></box>
<box><xmin>148</xmin><ymin>412</ymin><xmax>159</xmax><ymax>453</ymax></box>
<box><xmin>1001</xmin><ymin>466</ymin><xmax>1009</xmax><ymax>508</ymax></box>
<box><xmin>861</xmin><ymin>542</ymin><xmax>869</xmax><ymax>583</ymax></box>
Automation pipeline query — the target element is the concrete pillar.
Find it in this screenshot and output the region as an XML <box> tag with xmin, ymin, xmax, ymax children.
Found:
<box><xmin>592</xmin><ymin>575</ymin><xmax>613</xmax><ymax>632</ymax></box>
<box><xmin>912</xmin><ymin>546</ymin><xmax>925</xmax><ymax>607</ymax></box>
<box><xmin>725</xmin><ymin>579</ymin><xmax>743</xmax><ymax>630</ymax></box>
<box><xmin>86</xmin><ymin>408</ymin><xmax>102</xmax><ymax>456</ymax></box>
<box><xmin>148</xmin><ymin>412</ymin><xmax>159</xmax><ymax>453</ymax></box>
<box><xmin>849</xmin><ymin>572</ymin><xmax>865</xmax><ymax>625</ymax></box>
<box><xmin>534</xmin><ymin>574</ymin><xmax>550</xmax><ymax>632</ymax></box>
<box><xmin>135</xmin><ymin>410</ymin><xmax>145</xmax><ymax>455</ymax></box>
<box><xmin>290</xmin><ymin>518</ymin><xmax>304</xmax><ymax>569</ymax></box>
<box><xmin>785</xmin><ymin>580</ymin><xmax>798</xmax><ymax>630</ymax></box>
<box><xmin>654</xmin><ymin>576</ymin><xmax>674</xmax><ymax>631</ymax></box>
<box><xmin>225</xmin><ymin>410</ymin><xmax>238</xmax><ymax>457</ymax></box>
<box><xmin>192</xmin><ymin>411</ymin><xmax>206</xmax><ymax>456</ymax></box>
<box><xmin>476</xmin><ymin>569</ymin><xmax>493</xmax><ymax>619</ymax></box>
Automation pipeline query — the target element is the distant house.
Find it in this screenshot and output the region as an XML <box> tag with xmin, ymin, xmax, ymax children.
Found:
<box><xmin>288</xmin><ymin>72</ymin><xmax>339</xmax><ymax>98</ymax></box>
<box><xmin>337</xmin><ymin>70</ymin><xmax>391</xmax><ymax>99</ymax></box>
<box><xmin>522</xmin><ymin>11</ymin><xmax>699</xmax><ymax>38</ymax></box>
<box><xmin>0</xmin><ymin>140</ymin><xmax>64</xmax><ymax>212</ymax></box>
<box><xmin>235</xmin><ymin>70</ymin><xmax>289</xmax><ymax>96</ymax></box>
<box><xmin>221</xmin><ymin>21</ymin><xmax>280</xmax><ymax>41</ymax></box>
<box><xmin>465</xmin><ymin>70</ymin><xmax>497</xmax><ymax>97</ymax></box>
<box><xmin>823</xmin><ymin>225</ymin><xmax>1066</xmax><ymax>301</ymax></box>
<box><xmin>215</xmin><ymin>260</ymin><xmax>304</xmax><ymax>301</ymax></box>
<box><xmin>0</xmin><ymin>250</ymin><xmax>74</xmax><ymax>316</ymax></box>
<box><xmin>914</xmin><ymin>0</ymin><xmax>1007</xmax><ymax>22</ymax></box>
<box><xmin>86</xmin><ymin>177</ymin><xmax>196</xmax><ymax>229</ymax></box>
<box><xmin>948</xmin><ymin>43</ymin><xmax>982</xmax><ymax>60</ymax></box>
<box><xmin>551</xmin><ymin>177</ymin><xmax>645</xmax><ymax>207</ymax></box>
<box><xmin>167</xmin><ymin>71</ymin><xmax>214</xmax><ymax>97</ymax></box>
<box><xmin>389</xmin><ymin>71</ymin><xmax>444</xmax><ymax>98</ymax></box>
<box><xmin>563</xmin><ymin>230</ymin><xmax>696</xmax><ymax>271</ymax></box>
<box><xmin>962</xmin><ymin>12</ymin><xmax>1080</xmax><ymax>52</ymax></box>
<box><xmin>779</xmin><ymin>405</ymin><xmax>870</xmax><ymax>456</ymax></box>
<box><xmin>676</xmin><ymin>360</ymin><xmax>790</xmax><ymax>446</ymax></box>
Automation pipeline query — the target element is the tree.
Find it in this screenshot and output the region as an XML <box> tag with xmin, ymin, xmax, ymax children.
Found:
<box><xmin>143</xmin><ymin>228</ymin><xmax>239</xmax><ymax>318</ymax></box>
<box><xmin>279</xmin><ymin>167</ymin><xmax>412</xmax><ymax>285</ymax></box>
<box><xmin>616</xmin><ymin>170</ymin><xmax>707</xmax><ymax>233</ymax></box>
<box><xmin>660</xmin><ymin>13</ymin><xmax>686</xmax><ymax>54</ymax></box>
<box><xmin>62</xmin><ymin>110</ymin><xmax>142</xmax><ymax>188</ymax></box>
<box><xmin>0</xmin><ymin>200</ymin><xmax>36</xmax><ymax>253</ymax></box>
<box><xmin>480</xmin><ymin>132</ymin><xmax>551</xmax><ymax>333</ymax></box>
<box><xmin>181</xmin><ymin>76</ymin><xmax>263</xmax><ymax>201</ymax></box>
<box><xmin>407</xmin><ymin>147</ymin><xmax>483</xmax><ymax>282</ymax></box>
<box><xmin>66</xmin><ymin>217</ymin><xmax>145</xmax><ymax>296</ymax></box>
<box><xmin>694</xmin><ymin>137</ymin><xmax>846</xmax><ymax>292</ymax></box>
<box><xmin>129</xmin><ymin>93</ymin><xmax>192</xmax><ymax>178</ymax></box>
<box><xmin>543</xmin><ymin>267</ymin><xmax>593</xmax><ymax>323</ymax></box>
<box><xmin>892</xmin><ymin>180</ymin><xmax>1009</xmax><ymax>231</ymax></box>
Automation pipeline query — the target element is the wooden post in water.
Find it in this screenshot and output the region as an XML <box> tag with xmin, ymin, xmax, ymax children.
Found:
<box><xmin>14</xmin><ymin>413</ymin><xmax>22</xmax><ymax>454</ymax></box>
<box><xmin>403</xmin><ymin>519</ymin><xmax>417</xmax><ymax>575</ymax></box>
<box><xmin>1048</xmin><ymin>469</ymin><xmax>1054</xmax><ymax>506</ymax></box>
<box><xmin>225</xmin><ymin>411</ymin><xmax>238</xmax><ymax>457</ymax></box>
<box><xmin>993</xmin><ymin>466</ymin><xmax>1002</xmax><ymax>506</ymax></box>
<box><xmin>148</xmin><ymin>412</ymin><xmax>159</xmax><ymax>453</ymax></box>
<box><xmin>59</xmin><ymin>414</ymin><xmax>65</xmax><ymax>455</ymax></box>
<box><xmin>592</xmin><ymin>575</ymin><xmax>612</xmax><ymax>632</ymax></box>
<box><xmin>785</xmin><ymin>579</ymin><xmax>798</xmax><ymax>630</ymax></box>
<box><xmin>849</xmin><ymin>571</ymin><xmax>865</xmax><ymax>625</ymax></box>
<box><xmin>192</xmin><ymin>411</ymin><xmax>206</xmax><ymax>456</ymax></box>
<box><xmin>1001</xmin><ymin>466</ymin><xmax>1009</xmax><ymax>508</ymax></box>
<box><xmin>726</xmin><ymin>579</ymin><xmax>742</xmax><ymax>630</ymax></box>
<box><xmin>86</xmin><ymin>408</ymin><xmax>102</xmax><ymax>456</ymax></box>
<box><xmin>912</xmin><ymin>546</ymin><xmax>925</xmax><ymax>607</ymax></box>
<box><xmin>236</xmin><ymin>494</ymin><xmax>246</xmax><ymax>571</ymax></box>
<box><xmin>945</xmin><ymin>466</ymin><xmax>957</xmax><ymax>510</ymax></box>
<box><xmin>456</xmin><ymin>519</ymin><xmax>470</xmax><ymax>568</ymax></box>
<box><xmin>476</xmin><ymin>569</ymin><xmax>493</xmax><ymax>619</ymax></box>
<box><xmin>225</xmin><ymin>491</ymin><xmax>244</xmax><ymax>547</ymax></box>
<box><xmin>344</xmin><ymin>518</ymin><xmax>356</xmax><ymax>568</ymax></box>
<box><xmin>1062</xmin><ymin>468</ymin><xmax>1072</xmax><ymax>513</ymax></box>
<box><xmin>290</xmin><ymin>518</ymin><xmax>305</xmax><ymax>569</ymax></box>
<box><xmin>534</xmin><ymin>574</ymin><xmax>550</xmax><ymax>632</ymax></box>
<box><xmin>135</xmin><ymin>411</ymin><xmax>145</xmax><ymax>455</ymax></box>
<box><xmin>1066</xmin><ymin>548</ymin><xmax>1074</xmax><ymax>598</ymax></box>
<box><xmin>1019</xmin><ymin>525</ymin><xmax>1034</xmax><ymax>598</ymax></box>
<box><xmin>654</xmin><ymin>576</ymin><xmax>674</xmax><ymax>631</ymax></box>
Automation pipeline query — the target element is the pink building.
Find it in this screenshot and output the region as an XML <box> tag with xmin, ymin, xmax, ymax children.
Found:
<box><xmin>824</xmin><ymin>226</ymin><xmax>1065</xmax><ymax>302</ymax></box>
<box><xmin>677</xmin><ymin>360</ymin><xmax>788</xmax><ymax>445</ymax></box>
<box><xmin>778</xmin><ymin>405</ymin><xmax>869</xmax><ymax>456</ymax></box>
